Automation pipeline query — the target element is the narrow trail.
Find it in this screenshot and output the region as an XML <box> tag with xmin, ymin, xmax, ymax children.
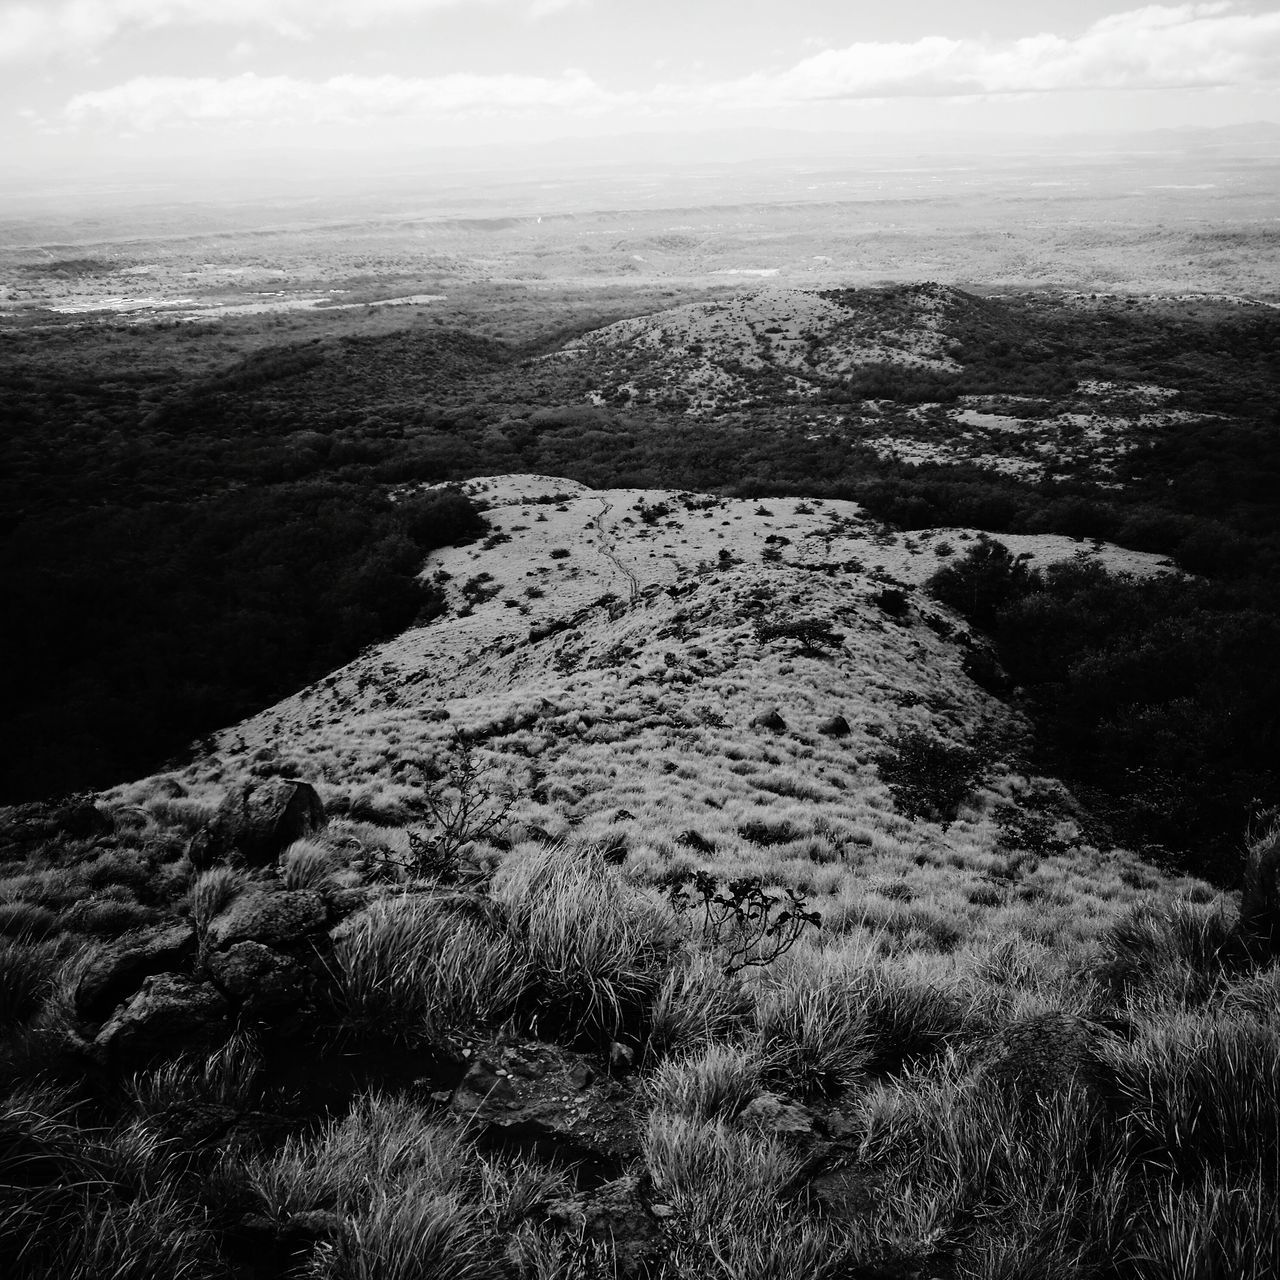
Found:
<box><xmin>590</xmin><ymin>497</ymin><xmax>640</xmax><ymax>604</ymax></box>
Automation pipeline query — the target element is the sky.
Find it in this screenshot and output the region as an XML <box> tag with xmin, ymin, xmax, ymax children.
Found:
<box><xmin>3</xmin><ymin>0</ymin><xmax>1280</xmax><ymax>183</ymax></box>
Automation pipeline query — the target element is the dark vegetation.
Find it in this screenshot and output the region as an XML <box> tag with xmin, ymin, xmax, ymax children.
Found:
<box><xmin>2</xmin><ymin>286</ymin><xmax>1279</xmax><ymax>872</ymax></box>
<box><xmin>929</xmin><ymin>543</ymin><xmax>1280</xmax><ymax>878</ymax></box>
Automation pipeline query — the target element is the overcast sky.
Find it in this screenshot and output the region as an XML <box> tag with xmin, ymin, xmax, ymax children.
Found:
<box><xmin>4</xmin><ymin>0</ymin><xmax>1280</xmax><ymax>180</ymax></box>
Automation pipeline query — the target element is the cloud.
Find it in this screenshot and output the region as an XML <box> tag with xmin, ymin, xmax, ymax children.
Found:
<box><xmin>47</xmin><ymin>4</ymin><xmax>1280</xmax><ymax>134</ymax></box>
<box><xmin>62</xmin><ymin>69</ymin><xmax>616</xmax><ymax>131</ymax></box>
<box><xmin>0</xmin><ymin>0</ymin><xmax>579</xmax><ymax>62</ymax></box>
<box><xmin>730</xmin><ymin>4</ymin><xmax>1280</xmax><ymax>103</ymax></box>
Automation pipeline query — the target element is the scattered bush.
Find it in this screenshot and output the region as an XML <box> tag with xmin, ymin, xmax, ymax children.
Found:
<box><xmin>878</xmin><ymin>728</ymin><xmax>988</xmax><ymax>822</ymax></box>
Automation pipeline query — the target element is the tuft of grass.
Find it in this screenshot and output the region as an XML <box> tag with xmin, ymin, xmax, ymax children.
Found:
<box><xmin>644</xmin><ymin>1112</ymin><xmax>843</xmax><ymax>1280</ymax></box>
<box><xmin>315</xmin><ymin>1191</ymin><xmax>488</xmax><ymax>1280</ymax></box>
<box><xmin>187</xmin><ymin>867</ymin><xmax>246</xmax><ymax>942</ymax></box>
<box><xmin>330</xmin><ymin>893</ymin><xmax>524</xmax><ymax>1046</ymax></box>
<box><xmin>0</xmin><ymin>902</ymin><xmax>59</xmax><ymax>941</ymax></box>
<box><xmin>491</xmin><ymin>842</ymin><xmax>679</xmax><ymax>1040</ymax></box>
<box><xmin>1102</xmin><ymin>1011</ymin><xmax>1280</xmax><ymax>1181</ymax></box>
<box><xmin>249</xmin><ymin>1093</ymin><xmax>566</xmax><ymax>1279</ymax></box>
<box><xmin>1126</xmin><ymin>1169</ymin><xmax>1280</xmax><ymax>1280</ymax></box>
<box><xmin>1093</xmin><ymin>899</ymin><xmax>1247</xmax><ymax>1004</ymax></box>
<box><xmin>646</xmin><ymin>1042</ymin><xmax>770</xmax><ymax>1122</ymax></box>
<box><xmin>1</xmin><ymin>1091</ymin><xmax>221</xmax><ymax>1280</ymax></box>
<box><xmin>0</xmin><ymin>942</ymin><xmax>55</xmax><ymax>1030</ymax></box>
<box><xmin>754</xmin><ymin>972</ymin><xmax>872</xmax><ymax>1101</ymax></box>
<box><xmin>279</xmin><ymin>838</ymin><xmax>339</xmax><ymax>891</ymax></box>
<box><xmin>646</xmin><ymin>951</ymin><xmax>753</xmax><ymax>1061</ymax></box>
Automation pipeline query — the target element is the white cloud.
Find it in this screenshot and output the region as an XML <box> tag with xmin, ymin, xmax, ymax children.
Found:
<box><xmin>47</xmin><ymin>4</ymin><xmax>1280</xmax><ymax>134</ymax></box>
<box><xmin>63</xmin><ymin>69</ymin><xmax>616</xmax><ymax>130</ymax></box>
<box><xmin>735</xmin><ymin>4</ymin><xmax>1280</xmax><ymax>103</ymax></box>
<box><xmin>0</xmin><ymin>0</ymin><xmax>579</xmax><ymax>62</ymax></box>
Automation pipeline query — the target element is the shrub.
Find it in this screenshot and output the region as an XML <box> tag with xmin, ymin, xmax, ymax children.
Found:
<box><xmin>927</xmin><ymin>538</ymin><xmax>1037</xmax><ymax>628</ymax></box>
<box><xmin>661</xmin><ymin>870</ymin><xmax>820</xmax><ymax>973</ymax></box>
<box><xmin>754</xmin><ymin>618</ymin><xmax>843</xmax><ymax>653</ymax></box>
<box><xmin>878</xmin><ymin>728</ymin><xmax>987</xmax><ymax>822</ymax></box>
<box><xmin>397</xmin><ymin>742</ymin><xmax>514</xmax><ymax>883</ymax></box>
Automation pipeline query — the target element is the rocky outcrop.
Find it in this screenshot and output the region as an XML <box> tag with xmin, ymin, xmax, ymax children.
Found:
<box><xmin>75</xmin><ymin>923</ymin><xmax>196</xmax><ymax>1024</ymax></box>
<box><xmin>451</xmin><ymin>1039</ymin><xmax>638</xmax><ymax>1170</ymax></box>
<box><xmin>543</xmin><ymin>1174</ymin><xmax>666</xmax><ymax>1279</ymax></box>
<box><xmin>205</xmin><ymin>940</ymin><xmax>308</xmax><ymax>1014</ymax></box>
<box><xmin>208</xmin><ymin>890</ymin><xmax>328</xmax><ymax>950</ymax></box>
<box><xmin>190</xmin><ymin>779</ymin><xmax>325</xmax><ymax>869</ymax></box>
<box><xmin>750</xmin><ymin>707</ymin><xmax>787</xmax><ymax>732</ymax></box>
<box><xmin>93</xmin><ymin>974</ymin><xmax>229</xmax><ymax>1064</ymax></box>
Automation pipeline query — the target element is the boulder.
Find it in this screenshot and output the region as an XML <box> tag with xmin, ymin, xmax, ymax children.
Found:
<box><xmin>750</xmin><ymin>708</ymin><xmax>787</xmax><ymax>732</ymax></box>
<box><xmin>981</xmin><ymin>1011</ymin><xmax>1115</xmax><ymax>1100</ymax></box>
<box><xmin>75</xmin><ymin>923</ymin><xmax>197</xmax><ymax>1024</ymax></box>
<box><xmin>94</xmin><ymin>974</ymin><xmax>229</xmax><ymax>1064</ymax></box>
<box><xmin>451</xmin><ymin>1039</ymin><xmax>638</xmax><ymax>1169</ymax></box>
<box><xmin>817</xmin><ymin>714</ymin><xmax>851</xmax><ymax>738</ymax></box>
<box><xmin>209</xmin><ymin>890</ymin><xmax>328</xmax><ymax>951</ymax></box>
<box><xmin>205</xmin><ymin>940</ymin><xmax>307</xmax><ymax>1012</ymax></box>
<box><xmin>194</xmin><ymin>779</ymin><xmax>325</xmax><ymax>868</ymax></box>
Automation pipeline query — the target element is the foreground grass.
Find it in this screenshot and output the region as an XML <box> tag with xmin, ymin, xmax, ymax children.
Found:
<box><xmin>1</xmin><ymin>788</ymin><xmax>1276</xmax><ymax>1278</ymax></box>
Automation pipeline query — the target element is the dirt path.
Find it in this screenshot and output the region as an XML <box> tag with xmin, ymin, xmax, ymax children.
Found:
<box><xmin>590</xmin><ymin>496</ymin><xmax>640</xmax><ymax>603</ymax></box>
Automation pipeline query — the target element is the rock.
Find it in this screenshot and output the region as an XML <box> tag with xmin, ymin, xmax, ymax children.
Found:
<box><xmin>205</xmin><ymin>941</ymin><xmax>307</xmax><ymax>1012</ymax></box>
<box><xmin>451</xmin><ymin>1039</ymin><xmax>638</xmax><ymax>1169</ymax></box>
<box><xmin>94</xmin><ymin>974</ymin><xmax>229</xmax><ymax>1064</ymax></box>
<box><xmin>147</xmin><ymin>1101</ymin><xmax>241</xmax><ymax>1147</ymax></box>
<box><xmin>209</xmin><ymin>890</ymin><xmax>327</xmax><ymax>951</ymax></box>
<box><xmin>225</xmin><ymin>1210</ymin><xmax>348</xmax><ymax>1279</ymax></box>
<box><xmin>324</xmin><ymin>887</ymin><xmax>371</xmax><ymax>920</ymax></box>
<box><xmin>543</xmin><ymin>1175</ymin><xmax>665</xmax><ymax>1279</ymax></box>
<box><xmin>750</xmin><ymin>708</ymin><xmax>787</xmax><ymax>732</ymax></box>
<box><xmin>738</xmin><ymin>1092</ymin><xmax>816</xmax><ymax>1137</ymax></box>
<box><xmin>198</xmin><ymin>779</ymin><xmax>326</xmax><ymax>868</ymax></box>
<box><xmin>75</xmin><ymin>924</ymin><xmax>197</xmax><ymax>1024</ymax></box>
<box><xmin>0</xmin><ymin>799</ymin><xmax>112</xmax><ymax>853</ymax></box>
<box><xmin>807</xmin><ymin>1165</ymin><xmax>876</xmax><ymax>1222</ymax></box>
<box><xmin>982</xmin><ymin>1011</ymin><xmax>1115</xmax><ymax>1100</ymax></box>
<box><xmin>817</xmin><ymin>714</ymin><xmax>851</xmax><ymax>738</ymax></box>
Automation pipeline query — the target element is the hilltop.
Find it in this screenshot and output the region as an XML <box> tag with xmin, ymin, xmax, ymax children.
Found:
<box><xmin>136</xmin><ymin>475</ymin><xmax>1174</xmax><ymax>913</ymax></box>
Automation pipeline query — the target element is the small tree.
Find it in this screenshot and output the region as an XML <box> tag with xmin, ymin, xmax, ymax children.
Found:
<box><xmin>400</xmin><ymin>741</ymin><xmax>514</xmax><ymax>883</ymax></box>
